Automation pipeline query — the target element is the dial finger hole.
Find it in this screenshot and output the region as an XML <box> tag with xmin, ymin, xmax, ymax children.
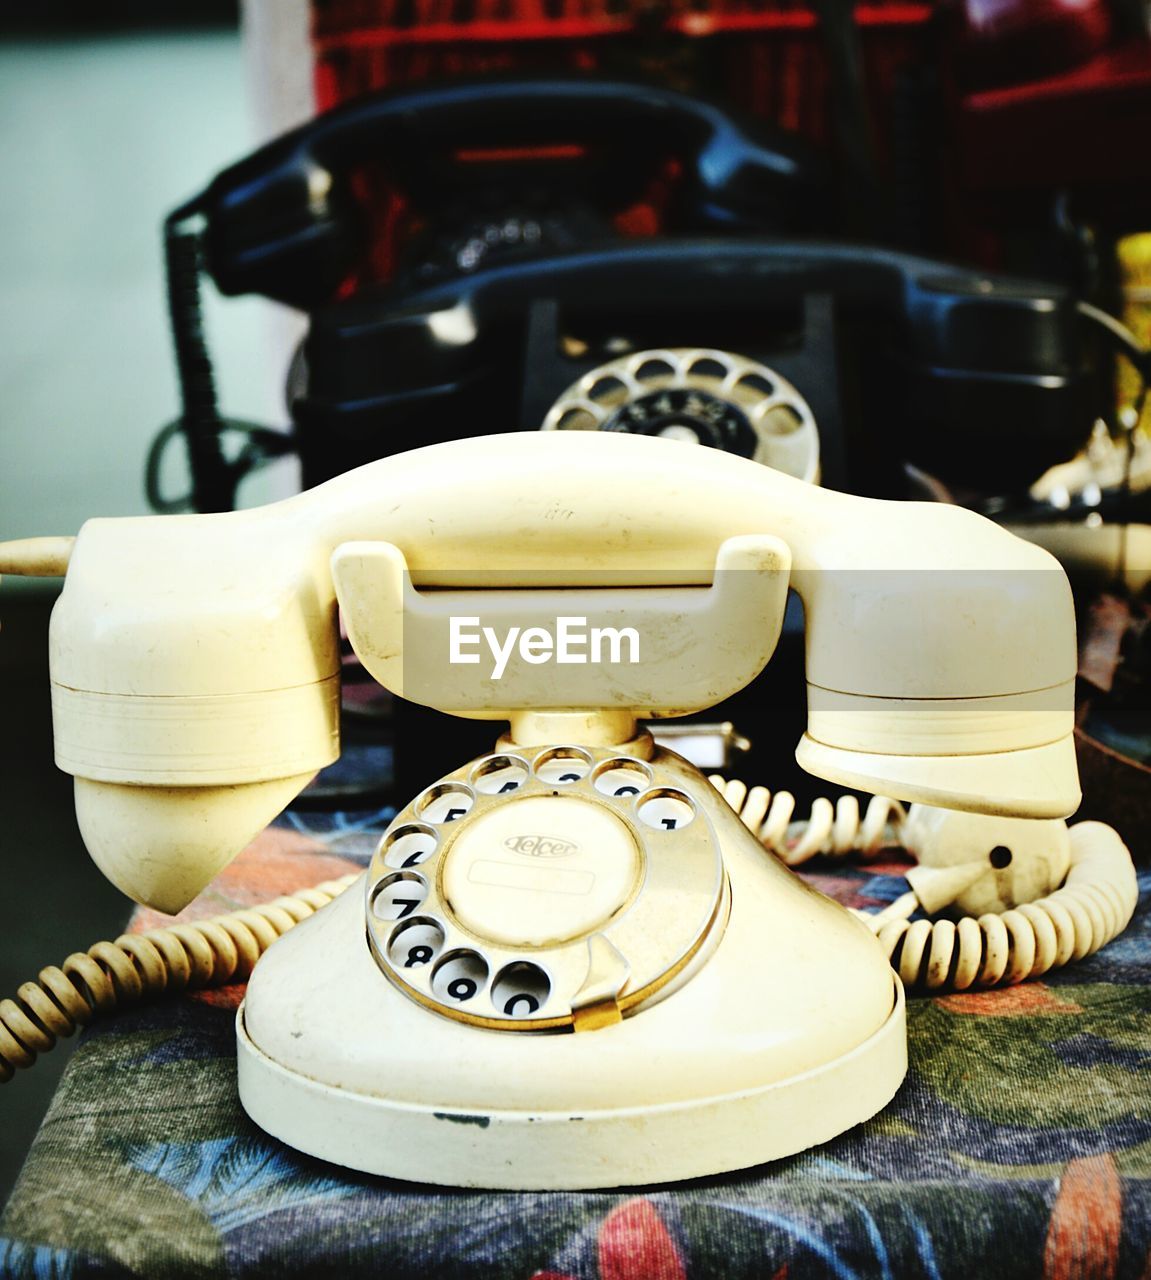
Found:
<box><xmin>471</xmin><ymin>755</ymin><xmax>530</xmax><ymax>796</ymax></box>
<box><xmin>382</xmin><ymin>823</ymin><xmax>439</xmax><ymax>869</ymax></box>
<box><xmin>555</xmin><ymin>407</ymin><xmax>594</xmax><ymax>431</ymax></box>
<box><xmin>534</xmin><ymin>747</ymin><xmax>593</xmax><ymax>785</ymax></box>
<box><xmin>371</xmin><ymin>872</ymin><xmax>429</xmax><ymax>922</ymax></box>
<box><xmin>592</xmin><ymin>758</ymin><xmax>653</xmax><ymax>799</ymax></box>
<box><xmin>758</xmin><ymin>404</ymin><xmax>805</xmax><ymax>437</ymax></box>
<box><xmin>431</xmin><ymin>950</ymin><xmax>490</xmax><ymax>1005</ymax></box>
<box><xmin>686</xmin><ymin>355</ymin><xmax>729</xmax><ymax>381</ymax></box>
<box><xmin>387</xmin><ymin>917</ymin><xmax>445</xmax><ymax>970</ymax></box>
<box><xmin>634</xmin><ymin>355</ymin><xmax>676</xmax><ymax>383</ymax></box>
<box><xmin>491</xmin><ymin>962</ymin><xmax>551</xmax><ymax>1019</ymax></box>
<box><xmin>587</xmin><ymin>374</ymin><xmax>628</xmax><ymax>405</ymax></box>
<box><xmin>735</xmin><ymin>372</ymin><xmax>775</xmax><ymax>398</ymax></box>
<box><xmin>417</xmin><ymin>783</ymin><xmax>475</xmax><ymax>824</ymax></box>
<box><xmin>637</xmin><ymin>789</ymin><xmax>696</xmax><ymax>831</ymax></box>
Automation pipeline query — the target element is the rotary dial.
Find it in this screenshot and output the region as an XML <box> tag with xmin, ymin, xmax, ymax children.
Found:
<box><xmin>542</xmin><ymin>347</ymin><xmax>820</xmax><ymax>483</ymax></box>
<box><xmin>366</xmin><ymin>744</ymin><xmax>726</xmax><ymax>1032</ymax></box>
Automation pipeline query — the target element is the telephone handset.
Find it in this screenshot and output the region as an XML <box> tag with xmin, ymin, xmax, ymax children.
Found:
<box><xmin>193</xmin><ymin>77</ymin><xmax>829</xmax><ymax>307</ymax></box>
<box><xmin>163</xmin><ymin>77</ymin><xmax>829</xmax><ymax>512</ymax></box>
<box><xmin>56</xmin><ymin>430</ymin><xmax>1079</xmax><ymax>908</ymax></box>
<box><xmin>21</xmin><ymin>432</ymin><xmax>1088</xmax><ymax>1186</ymax></box>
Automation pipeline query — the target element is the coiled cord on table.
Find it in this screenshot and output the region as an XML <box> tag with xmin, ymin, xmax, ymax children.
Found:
<box><xmin>0</xmin><ymin>874</ymin><xmax>358</xmax><ymax>1082</ymax></box>
<box><xmin>869</xmin><ymin>828</ymin><xmax>1135</xmax><ymax>990</ymax></box>
<box><xmin>710</xmin><ymin>776</ymin><xmax>1138</xmax><ymax>992</ymax></box>
<box><xmin>709</xmin><ymin>776</ymin><xmax>907</xmax><ymax>865</ymax></box>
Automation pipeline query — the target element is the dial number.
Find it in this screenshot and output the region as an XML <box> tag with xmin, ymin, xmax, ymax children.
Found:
<box><xmin>382</xmin><ymin>825</ymin><xmax>439</xmax><ymax>869</ymax></box>
<box><xmin>472</xmin><ymin>755</ymin><xmax>530</xmax><ymax>795</ymax></box>
<box><xmin>593</xmin><ymin>758</ymin><xmax>653</xmax><ymax>799</ymax></box>
<box><xmin>418</xmin><ymin>783</ymin><xmax>475</xmax><ymax>824</ymax></box>
<box><xmin>534</xmin><ymin>747</ymin><xmax>592</xmax><ymax>785</ymax></box>
<box><xmin>637</xmin><ymin>790</ymin><xmax>696</xmax><ymax>831</ymax></box>
<box><xmin>387</xmin><ymin>918</ymin><xmax>445</xmax><ymax>970</ymax></box>
<box><xmin>492</xmin><ymin>962</ymin><xmax>551</xmax><ymax>1018</ymax></box>
<box><xmin>432</xmin><ymin>951</ymin><xmax>490</xmax><ymax>1004</ymax></box>
<box><xmin>371</xmin><ymin>872</ymin><xmax>428</xmax><ymax>922</ymax></box>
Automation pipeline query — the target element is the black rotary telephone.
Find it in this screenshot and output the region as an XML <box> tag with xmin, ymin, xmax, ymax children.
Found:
<box><xmin>157</xmin><ymin>76</ymin><xmax>1106</xmax><ymax>513</ymax></box>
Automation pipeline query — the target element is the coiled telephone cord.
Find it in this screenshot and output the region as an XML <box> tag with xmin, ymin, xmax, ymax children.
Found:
<box><xmin>0</xmin><ymin>874</ymin><xmax>357</xmax><ymax>1083</ymax></box>
<box><xmin>869</xmin><ymin>847</ymin><xmax>1134</xmax><ymax>991</ymax></box>
<box><xmin>710</xmin><ymin>776</ymin><xmax>1138</xmax><ymax>992</ymax></box>
<box><xmin>709</xmin><ymin>776</ymin><xmax>906</xmax><ymax>866</ymax></box>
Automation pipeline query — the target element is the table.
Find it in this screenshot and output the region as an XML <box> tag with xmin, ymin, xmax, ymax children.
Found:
<box><xmin>2</xmin><ymin>807</ymin><xmax>1149</xmax><ymax>1279</ymax></box>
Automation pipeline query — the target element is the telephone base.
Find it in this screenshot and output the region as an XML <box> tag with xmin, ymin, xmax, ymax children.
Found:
<box><xmin>236</xmin><ymin>979</ymin><xmax>905</xmax><ymax>1190</ymax></box>
<box><xmin>237</xmin><ymin>755</ymin><xmax>907</xmax><ymax>1189</ymax></box>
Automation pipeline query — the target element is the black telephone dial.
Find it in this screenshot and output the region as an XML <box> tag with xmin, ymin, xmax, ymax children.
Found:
<box><xmin>159</xmin><ymin>76</ymin><xmax>1105</xmax><ymax>512</ymax></box>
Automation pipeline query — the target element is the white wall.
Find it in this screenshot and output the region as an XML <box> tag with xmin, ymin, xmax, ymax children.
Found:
<box><xmin>0</xmin><ymin>31</ymin><xmax>303</xmax><ymax>542</ymax></box>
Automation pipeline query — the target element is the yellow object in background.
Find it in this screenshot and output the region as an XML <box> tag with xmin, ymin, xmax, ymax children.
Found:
<box><xmin>1119</xmin><ymin>232</ymin><xmax>1151</xmax><ymax>434</ymax></box>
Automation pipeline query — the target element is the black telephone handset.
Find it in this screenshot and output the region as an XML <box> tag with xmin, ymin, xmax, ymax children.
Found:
<box><xmin>195</xmin><ymin>78</ymin><xmax>830</xmax><ymax>309</ymax></box>
<box><xmin>161</xmin><ymin>77</ymin><xmax>830</xmax><ymax>512</ymax></box>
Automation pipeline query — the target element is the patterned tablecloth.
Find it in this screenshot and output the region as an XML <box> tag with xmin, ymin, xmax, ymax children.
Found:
<box><xmin>2</xmin><ymin>806</ymin><xmax>1149</xmax><ymax>1280</ymax></box>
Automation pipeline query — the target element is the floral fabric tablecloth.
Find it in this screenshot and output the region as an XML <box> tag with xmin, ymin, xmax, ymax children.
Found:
<box><xmin>2</xmin><ymin>806</ymin><xmax>1150</xmax><ymax>1279</ymax></box>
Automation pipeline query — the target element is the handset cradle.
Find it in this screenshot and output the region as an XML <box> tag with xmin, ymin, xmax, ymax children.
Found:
<box><xmin>332</xmin><ymin>534</ymin><xmax>790</xmax><ymax>725</ymax></box>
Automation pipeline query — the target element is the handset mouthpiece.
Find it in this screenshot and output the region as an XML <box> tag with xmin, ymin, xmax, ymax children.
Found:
<box><xmin>75</xmin><ymin>775</ymin><xmax>316</xmax><ymax>914</ymax></box>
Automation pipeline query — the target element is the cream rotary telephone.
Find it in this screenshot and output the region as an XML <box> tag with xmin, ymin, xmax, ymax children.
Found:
<box><xmin>0</xmin><ymin>432</ymin><xmax>1133</xmax><ymax>1190</ymax></box>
